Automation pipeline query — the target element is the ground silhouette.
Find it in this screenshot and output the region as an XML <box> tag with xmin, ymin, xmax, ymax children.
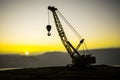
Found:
<box><xmin>0</xmin><ymin>65</ymin><xmax>120</xmax><ymax>80</ymax></box>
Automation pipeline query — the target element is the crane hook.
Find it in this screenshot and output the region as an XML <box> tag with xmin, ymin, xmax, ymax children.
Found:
<box><xmin>46</xmin><ymin>25</ymin><xmax>52</xmax><ymax>36</ymax></box>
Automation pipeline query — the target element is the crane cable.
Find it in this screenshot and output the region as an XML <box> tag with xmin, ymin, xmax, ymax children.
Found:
<box><xmin>57</xmin><ymin>10</ymin><xmax>83</xmax><ymax>40</ymax></box>
<box><xmin>84</xmin><ymin>42</ymin><xmax>90</xmax><ymax>54</ymax></box>
<box><xmin>57</xmin><ymin>10</ymin><xmax>90</xmax><ymax>54</ymax></box>
<box><xmin>48</xmin><ymin>9</ymin><xmax>50</xmax><ymax>25</ymax></box>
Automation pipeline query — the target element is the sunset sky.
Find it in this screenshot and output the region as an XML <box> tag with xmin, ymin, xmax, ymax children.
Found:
<box><xmin>0</xmin><ymin>0</ymin><xmax>120</xmax><ymax>55</ymax></box>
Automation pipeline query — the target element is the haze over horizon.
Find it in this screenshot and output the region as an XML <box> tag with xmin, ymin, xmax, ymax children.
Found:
<box><xmin>0</xmin><ymin>0</ymin><xmax>120</xmax><ymax>55</ymax></box>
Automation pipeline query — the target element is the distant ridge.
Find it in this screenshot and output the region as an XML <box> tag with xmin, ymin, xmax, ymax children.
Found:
<box><xmin>0</xmin><ymin>48</ymin><xmax>120</xmax><ymax>68</ymax></box>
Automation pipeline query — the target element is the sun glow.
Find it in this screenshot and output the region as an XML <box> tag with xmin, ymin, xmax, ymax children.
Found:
<box><xmin>25</xmin><ymin>51</ymin><xmax>29</xmax><ymax>56</ymax></box>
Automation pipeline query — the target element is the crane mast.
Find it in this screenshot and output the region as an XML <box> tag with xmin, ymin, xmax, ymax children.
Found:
<box><xmin>47</xmin><ymin>6</ymin><xmax>96</xmax><ymax>67</ymax></box>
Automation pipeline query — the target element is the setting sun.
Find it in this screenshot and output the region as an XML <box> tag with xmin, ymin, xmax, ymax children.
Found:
<box><xmin>25</xmin><ymin>51</ymin><xmax>29</xmax><ymax>56</ymax></box>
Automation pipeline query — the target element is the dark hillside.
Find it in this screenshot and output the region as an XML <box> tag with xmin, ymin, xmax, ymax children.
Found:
<box><xmin>0</xmin><ymin>48</ymin><xmax>120</xmax><ymax>68</ymax></box>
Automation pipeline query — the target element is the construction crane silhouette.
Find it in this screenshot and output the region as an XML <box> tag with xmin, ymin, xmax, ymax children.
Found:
<box><xmin>46</xmin><ymin>6</ymin><xmax>96</xmax><ymax>67</ymax></box>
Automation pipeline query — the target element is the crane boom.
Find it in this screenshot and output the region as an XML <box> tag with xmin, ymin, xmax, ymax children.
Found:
<box><xmin>48</xmin><ymin>6</ymin><xmax>74</xmax><ymax>59</ymax></box>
